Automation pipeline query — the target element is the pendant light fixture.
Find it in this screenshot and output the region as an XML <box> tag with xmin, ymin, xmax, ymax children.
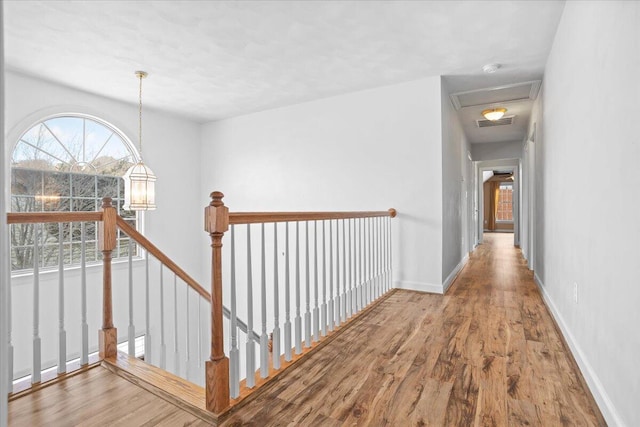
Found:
<box><xmin>481</xmin><ymin>107</ymin><xmax>507</xmax><ymax>121</ymax></box>
<box><xmin>123</xmin><ymin>71</ymin><xmax>157</xmax><ymax>211</ymax></box>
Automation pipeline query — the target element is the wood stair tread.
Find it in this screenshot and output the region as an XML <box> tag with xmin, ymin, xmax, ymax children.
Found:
<box><xmin>102</xmin><ymin>352</ymin><xmax>218</xmax><ymax>424</ymax></box>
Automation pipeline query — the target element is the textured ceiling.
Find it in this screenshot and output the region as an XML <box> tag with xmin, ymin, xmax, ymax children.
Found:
<box><xmin>4</xmin><ymin>1</ymin><xmax>565</xmax><ymax>140</ymax></box>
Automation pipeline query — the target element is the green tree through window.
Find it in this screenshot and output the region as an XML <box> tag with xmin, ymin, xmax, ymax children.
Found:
<box><xmin>10</xmin><ymin>115</ymin><xmax>139</xmax><ymax>272</ymax></box>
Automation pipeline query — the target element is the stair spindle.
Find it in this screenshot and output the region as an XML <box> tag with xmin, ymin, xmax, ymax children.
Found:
<box><xmin>341</xmin><ymin>219</ymin><xmax>347</xmax><ymax>323</ymax></box>
<box><xmin>32</xmin><ymin>223</ymin><xmax>41</xmax><ymax>384</ymax></box>
<box><xmin>304</xmin><ymin>221</ymin><xmax>311</xmax><ymax>347</ymax></box>
<box><xmin>246</xmin><ymin>224</ymin><xmax>256</xmax><ymax>388</ymax></box>
<box><xmin>272</xmin><ymin>223</ymin><xmax>281</xmax><ymax>370</ymax></box>
<box><xmin>284</xmin><ymin>222</ymin><xmax>292</xmax><ymax>362</ymax></box>
<box><xmin>160</xmin><ymin>264</ymin><xmax>166</xmax><ymax>370</ymax></box>
<box><xmin>144</xmin><ymin>251</ymin><xmax>151</xmax><ymax>365</ymax></box>
<box><xmin>57</xmin><ymin>223</ymin><xmax>67</xmax><ymax>374</ymax></box>
<box><xmin>229</xmin><ymin>225</ymin><xmax>239</xmax><ymax>397</ymax></box>
<box><xmin>173</xmin><ymin>274</ymin><xmax>180</xmax><ymax>375</ymax></box>
<box><xmin>328</xmin><ymin>220</ymin><xmax>334</xmax><ymax>332</ymax></box>
<box><xmin>313</xmin><ymin>221</ymin><xmax>320</xmax><ymax>341</ymax></box>
<box><xmin>128</xmin><ymin>238</ymin><xmax>135</xmax><ymax>357</ymax></box>
<box><xmin>260</xmin><ymin>223</ymin><xmax>269</xmax><ymax>378</ymax></box>
<box><xmin>294</xmin><ymin>222</ymin><xmax>302</xmax><ymax>354</ymax></box>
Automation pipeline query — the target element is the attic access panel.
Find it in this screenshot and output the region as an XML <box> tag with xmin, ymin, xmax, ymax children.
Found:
<box><xmin>450</xmin><ymin>81</ymin><xmax>541</xmax><ymax>110</ymax></box>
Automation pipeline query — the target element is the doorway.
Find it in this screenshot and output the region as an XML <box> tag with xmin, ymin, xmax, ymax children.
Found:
<box><xmin>475</xmin><ymin>159</ymin><xmax>520</xmax><ymax>247</ymax></box>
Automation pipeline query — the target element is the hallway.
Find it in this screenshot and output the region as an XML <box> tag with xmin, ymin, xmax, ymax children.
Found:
<box><xmin>7</xmin><ymin>234</ymin><xmax>606</xmax><ymax>426</ymax></box>
<box><xmin>221</xmin><ymin>233</ymin><xmax>605</xmax><ymax>426</ymax></box>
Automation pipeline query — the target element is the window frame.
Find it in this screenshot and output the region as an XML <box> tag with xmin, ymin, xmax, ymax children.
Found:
<box><xmin>496</xmin><ymin>182</ymin><xmax>514</xmax><ymax>223</ymax></box>
<box><xmin>9</xmin><ymin>113</ymin><xmax>145</xmax><ymax>275</ymax></box>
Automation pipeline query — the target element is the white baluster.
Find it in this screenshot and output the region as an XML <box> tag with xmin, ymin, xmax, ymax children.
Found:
<box><xmin>388</xmin><ymin>216</ymin><xmax>393</xmax><ymax>290</ymax></box>
<box><xmin>335</xmin><ymin>220</ymin><xmax>341</xmax><ymax>328</ymax></box>
<box><xmin>229</xmin><ymin>225</ymin><xmax>239</xmax><ymax>398</ymax></box>
<box><xmin>185</xmin><ymin>285</ymin><xmax>191</xmax><ymax>381</ymax></box>
<box><xmin>328</xmin><ymin>220</ymin><xmax>334</xmax><ymax>332</ymax></box>
<box><xmin>284</xmin><ymin>222</ymin><xmax>292</xmax><ymax>362</ymax></box>
<box><xmin>144</xmin><ymin>251</ymin><xmax>151</xmax><ymax>364</ymax></box>
<box><xmin>340</xmin><ymin>219</ymin><xmax>348</xmax><ymax>322</ymax></box>
<box><xmin>321</xmin><ymin>221</ymin><xmax>327</xmax><ymax>337</ymax></box>
<box><xmin>364</xmin><ymin>217</ymin><xmax>369</xmax><ymax>304</ymax></box>
<box><xmin>8</xmin><ymin>225</ymin><xmax>14</xmax><ymax>389</ymax></box>
<box><xmin>369</xmin><ymin>217</ymin><xmax>373</xmax><ymax>305</ymax></box>
<box><xmin>128</xmin><ymin>239</ymin><xmax>135</xmax><ymax>357</ymax></box>
<box><xmin>197</xmin><ymin>291</ymin><xmax>203</xmax><ymax>369</ymax></box>
<box><xmin>32</xmin><ymin>224</ymin><xmax>41</xmax><ymax>384</ymax></box>
<box><xmin>365</xmin><ymin>218</ymin><xmax>373</xmax><ymax>305</ymax></box>
<box><xmin>173</xmin><ymin>274</ymin><xmax>180</xmax><ymax>375</ymax></box>
<box><xmin>374</xmin><ymin>217</ymin><xmax>379</xmax><ymax>300</ymax></box>
<box><xmin>159</xmin><ymin>264</ymin><xmax>166</xmax><ymax>370</ymax></box>
<box><xmin>260</xmin><ymin>223</ymin><xmax>269</xmax><ymax>378</ymax></box>
<box><xmin>272</xmin><ymin>223</ymin><xmax>281</xmax><ymax>370</ymax></box>
<box><xmin>378</xmin><ymin>216</ymin><xmax>383</xmax><ymax>294</ymax></box>
<box><xmin>294</xmin><ymin>222</ymin><xmax>302</xmax><ymax>354</ymax></box>
<box><xmin>57</xmin><ymin>223</ymin><xmax>66</xmax><ymax>374</ymax></box>
<box><xmin>246</xmin><ymin>224</ymin><xmax>256</xmax><ymax>387</ymax></box>
<box><xmin>313</xmin><ymin>221</ymin><xmax>320</xmax><ymax>342</ymax></box>
<box><xmin>348</xmin><ymin>218</ymin><xmax>353</xmax><ymax>318</ymax></box>
<box><xmin>304</xmin><ymin>221</ymin><xmax>311</xmax><ymax>348</ymax></box>
<box><xmin>357</xmin><ymin>218</ymin><xmax>363</xmax><ymax>313</ymax></box>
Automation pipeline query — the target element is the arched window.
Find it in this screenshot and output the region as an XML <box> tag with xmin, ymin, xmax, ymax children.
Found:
<box><xmin>10</xmin><ymin>115</ymin><xmax>139</xmax><ymax>272</ymax></box>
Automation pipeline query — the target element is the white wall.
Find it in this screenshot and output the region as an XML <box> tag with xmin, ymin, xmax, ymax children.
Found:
<box><xmin>471</xmin><ymin>140</ymin><xmax>522</xmax><ymax>162</ymax></box>
<box><xmin>537</xmin><ymin>2</ymin><xmax>640</xmax><ymax>425</ymax></box>
<box><xmin>441</xmin><ymin>78</ymin><xmax>471</xmax><ymax>288</ymax></box>
<box><xmin>200</xmin><ymin>76</ymin><xmax>444</xmax><ymax>292</ymax></box>
<box><xmin>1</xmin><ymin>2</ymin><xmax>9</xmax><ymax>424</ymax></box>
<box><xmin>3</xmin><ymin>72</ymin><xmax>207</xmax><ymax>384</ymax></box>
<box><xmin>4</xmin><ymin>71</ymin><xmax>205</xmax><ymax>281</ymax></box>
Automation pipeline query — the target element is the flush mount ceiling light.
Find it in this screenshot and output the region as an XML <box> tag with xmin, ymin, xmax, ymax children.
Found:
<box><xmin>481</xmin><ymin>107</ymin><xmax>507</xmax><ymax>121</ymax></box>
<box><xmin>123</xmin><ymin>71</ymin><xmax>157</xmax><ymax>211</ymax></box>
<box><xmin>482</xmin><ymin>63</ymin><xmax>501</xmax><ymax>74</ymax></box>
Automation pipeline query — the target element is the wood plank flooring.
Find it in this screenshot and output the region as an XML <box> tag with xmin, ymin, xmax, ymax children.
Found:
<box><xmin>221</xmin><ymin>233</ymin><xmax>605</xmax><ymax>426</ymax></box>
<box><xmin>8</xmin><ymin>365</ymin><xmax>209</xmax><ymax>426</ymax></box>
<box><xmin>8</xmin><ymin>233</ymin><xmax>605</xmax><ymax>426</ymax></box>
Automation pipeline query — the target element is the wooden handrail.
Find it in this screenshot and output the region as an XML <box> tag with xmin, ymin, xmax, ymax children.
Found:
<box><xmin>229</xmin><ymin>208</ymin><xmax>397</xmax><ymax>225</ymax></box>
<box><xmin>116</xmin><ymin>216</ymin><xmax>210</xmax><ymax>300</ymax></box>
<box><xmin>7</xmin><ymin>211</ymin><xmax>103</xmax><ymax>224</ymax></box>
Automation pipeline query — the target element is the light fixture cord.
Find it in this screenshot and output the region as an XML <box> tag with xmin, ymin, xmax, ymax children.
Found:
<box><xmin>138</xmin><ymin>73</ymin><xmax>143</xmax><ymax>159</ymax></box>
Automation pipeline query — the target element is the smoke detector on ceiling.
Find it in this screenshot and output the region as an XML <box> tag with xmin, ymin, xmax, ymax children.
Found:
<box><xmin>482</xmin><ymin>63</ymin><xmax>501</xmax><ymax>74</ymax></box>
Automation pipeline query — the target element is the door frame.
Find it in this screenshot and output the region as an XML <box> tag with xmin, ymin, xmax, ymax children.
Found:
<box><xmin>475</xmin><ymin>158</ymin><xmax>520</xmax><ymax>246</ymax></box>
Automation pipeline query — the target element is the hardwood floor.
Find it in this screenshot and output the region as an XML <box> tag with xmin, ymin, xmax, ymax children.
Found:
<box><xmin>8</xmin><ymin>233</ymin><xmax>605</xmax><ymax>426</ymax></box>
<box><xmin>8</xmin><ymin>365</ymin><xmax>210</xmax><ymax>426</ymax></box>
<box><xmin>221</xmin><ymin>233</ymin><xmax>605</xmax><ymax>426</ymax></box>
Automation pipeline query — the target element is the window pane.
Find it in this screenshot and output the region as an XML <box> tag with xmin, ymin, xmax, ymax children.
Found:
<box><xmin>71</xmin><ymin>174</ymin><xmax>95</xmax><ymax>198</ymax></box>
<box><xmin>497</xmin><ymin>183</ymin><xmax>513</xmax><ymax>221</ymax></box>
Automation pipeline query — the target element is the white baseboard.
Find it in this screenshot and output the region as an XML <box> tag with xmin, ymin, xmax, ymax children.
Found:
<box><xmin>533</xmin><ymin>275</ymin><xmax>625</xmax><ymax>427</ymax></box>
<box><xmin>395</xmin><ymin>254</ymin><xmax>469</xmax><ymax>296</ymax></box>
<box><xmin>395</xmin><ymin>280</ymin><xmax>443</xmax><ymax>294</ymax></box>
<box><xmin>442</xmin><ymin>254</ymin><xmax>469</xmax><ymax>294</ymax></box>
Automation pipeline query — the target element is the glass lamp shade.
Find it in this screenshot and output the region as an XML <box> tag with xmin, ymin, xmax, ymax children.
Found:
<box><xmin>481</xmin><ymin>108</ymin><xmax>507</xmax><ymax>121</ymax></box>
<box><xmin>123</xmin><ymin>161</ymin><xmax>156</xmax><ymax>211</ymax></box>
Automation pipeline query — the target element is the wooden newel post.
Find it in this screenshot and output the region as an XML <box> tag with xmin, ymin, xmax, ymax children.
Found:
<box><xmin>98</xmin><ymin>197</ymin><xmax>117</xmax><ymax>359</ymax></box>
<box><xmin>204</xmin><ymin>191</ymin><xmax>230</xmax><ymax>413</ymax></box>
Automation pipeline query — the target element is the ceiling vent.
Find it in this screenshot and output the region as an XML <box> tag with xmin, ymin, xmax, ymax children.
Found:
<box><xmin>476</xmin><ymin>115</ymin><xmax>516</xmax><ymax>128</ymax></box>
<box><xmin>450</xmin><ymin>80</ymin><xmax>541</xmax><ymax>110</ymax></box>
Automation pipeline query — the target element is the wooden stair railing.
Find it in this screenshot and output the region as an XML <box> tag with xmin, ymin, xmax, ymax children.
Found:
<box><xmin>6</xmin><ymin>197</ymin><xmax>256</xmax><ymax>397</ymax></box>
<box><xmin>7</xmin><ymin>193</ymin><xmax>397</xmax><ymax>420</ymax></box>
<box><xmin>116</xmin><ymin>216</ymin><xmax>259</xmax><ymax>343</ymax></box>
<box><xmin>203</xmin><ymin>191</ymin><xmax>397</xmax><ymax>415</ymax></box>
